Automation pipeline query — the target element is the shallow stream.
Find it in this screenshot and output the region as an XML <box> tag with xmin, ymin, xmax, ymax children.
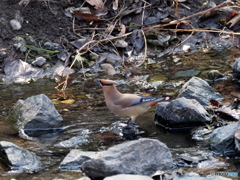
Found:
<box><xmin>0</xmin><ymin>48</ymin><xmax>240</xmax><ymax>180</ymax></box>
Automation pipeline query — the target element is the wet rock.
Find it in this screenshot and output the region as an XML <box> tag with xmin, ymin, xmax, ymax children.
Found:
<box><xmin>104</xmin><ymin>174</ymin><xmax>153</xmax><ymax>180</ymax></box>
<box><xmin>59</xmin><ymin>149</ymin><xmax>99</xmax><ymax>171</ymax></box>
<box><xmin>155</xmin><ymin>97</ymin><xmax>211</xmax><ymax>129</ymax></box>
<box><xmin>235</xmin><ymin>127</ymin><xmax>240</xmax><ymax>153</ymax></box>
<box><xmin>81</xmin><ymin>138</ymin><xmax>173</xmax><ymax>179</ymax></box>
<box><xmin>191</xmin><ymin>126</ymin><xmax>212</xmax><ymax>141</ymax></box>
<box><xmin>232</xmin><ymin>57</ymin><xmax>240</xmax><ymax>80</ymax></box>
<box><xmin>32</xmin><ymin>57</ymin><xmax>46</xmax><ymax>67</ymax></box>
<box><xmin>210</xmin><ymin>122</ymin><xmax>239</xmax><ymax>155</ymax></box>
<box><xmin>177</xmin><ymin>153</ymin><xmax>209</xmax><ymax>168</ymax></box>
<box><xmin>55</xmin><ymin>135</ymin><xmax>89</xmax><ymax>148</ymax></box>
<box><xmin>0</xmin><ymin>141</ymin><xmax>41</xmax><ymax>173</ymax></box>
<box><xmin>6</xmin><ymin>94</ymin><xmax>63</xmax><ymax>138</ymax></box>
<box><xmin>178</xmin><ymin>77</ymin><xmax>223</xmax><ymax>106</ymax></box>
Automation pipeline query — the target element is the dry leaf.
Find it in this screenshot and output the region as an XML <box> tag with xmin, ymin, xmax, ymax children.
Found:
<box><xmin>113</xmin><ymin>0</ymin><xmax>118</xmax><ymax>10</ymax></box>
<box><xmin>85</xmin><ymin>0</ymin><xmax>104</xmax><ymax>9</ymax></box>
<box><xmin>118</xmin><ymin>23</ymin><xmax>126</xmax><ymax>36</ymax></box>
<box><xmin>19</xmin><ymin>0</ymin><xmax>30</xmax><ymax>6</ymax></box>
<box><xmin>60</xmin><ymin>99</ymin><xmax>76</xmax><ymax>104</ymax></box>
<box><xmin>101</xmin><ymin>63</ymin><xmax>116</xmax><ymax>75</ymax></box>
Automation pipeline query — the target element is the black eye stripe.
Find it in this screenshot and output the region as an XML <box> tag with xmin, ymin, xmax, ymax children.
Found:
<box><xmin>100</xmin><ymin>81</ymin><xmax>113</xmax><ymax>86</ymax></box>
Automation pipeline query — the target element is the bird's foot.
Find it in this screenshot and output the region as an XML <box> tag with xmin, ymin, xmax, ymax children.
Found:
<box><xmin>122</xmin><ymin>119</ymin><xmax>142</xmax><ymax>140</ymax></box>
<box><xmin>126</xmin><ymin>120</ymin><xmax>138</xmax><ymax>128</ymax></box>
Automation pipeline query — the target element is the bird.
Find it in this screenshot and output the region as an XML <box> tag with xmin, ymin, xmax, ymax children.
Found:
<box><xmin>95</xmin><ymin>79</ymin><xmax>170</xmax><ymax>125</ymax></box>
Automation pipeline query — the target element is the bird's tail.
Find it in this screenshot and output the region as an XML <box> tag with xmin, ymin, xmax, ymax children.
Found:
<box><xmin>148</xmin><ymin>97</ymin><xmax>170</xmax><ymax>106</ymax></box>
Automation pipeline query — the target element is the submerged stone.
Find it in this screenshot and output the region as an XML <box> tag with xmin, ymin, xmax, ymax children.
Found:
<box><xmin>81</xmin><ymin>138</ymin><xmax>173</xmax><ymax>179</ymax></box>
<box><xmin>173</xmin><ymin>69</ymin><xmax>201</xmax><ymax>78</ymax></box>
<box><xmin>0</xmin><ymin>141</ymin><xmax>41</xmax><ymax>173</ymax></box>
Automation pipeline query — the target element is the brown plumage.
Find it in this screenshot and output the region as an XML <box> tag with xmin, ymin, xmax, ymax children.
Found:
<box><xmin>96</xmin><ymin>79</ymin><xmax>170</xmax><ymax>122</ymax></box>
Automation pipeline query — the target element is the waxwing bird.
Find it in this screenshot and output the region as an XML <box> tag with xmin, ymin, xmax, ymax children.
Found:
<box><xmin>95</xmin><ymin>79</ymin><xmax>170</xmax><ymax>123</ymax></box>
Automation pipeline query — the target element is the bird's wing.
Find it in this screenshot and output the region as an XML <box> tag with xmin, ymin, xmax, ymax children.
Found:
<box><xmin>117</xmin><ymin>94</ymin><xmax>167</xmax><ymax>108</ymax></box>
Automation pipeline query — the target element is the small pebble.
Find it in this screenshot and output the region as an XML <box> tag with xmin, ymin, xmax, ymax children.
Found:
<box><xmin>10</xmin><ymin>19</ymin><xmax>22</xmax><ymax>30</ymax></box>
<box><xmin>32</xmin><ymin>57</ymin><xmax>47</xmax><ymax>67</ymax></box>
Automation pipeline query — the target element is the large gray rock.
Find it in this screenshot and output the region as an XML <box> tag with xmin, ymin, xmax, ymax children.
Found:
<box><xmin>81</xmin><ymin>138</ymin><xmax>173</xmax><ymax>179</ymax></box>
<box><xmin>210</xmin><ymin>122</ymin><xmax>239</xmax><ymax>155</ymax></box>
<box><xmin>104</xmin><ymin>174</ymin><xmax>153</xmax><ymax>180</ymax></box>
<box><xmin>59</xmin><ymin>150</ymin><xmax>99</xmax><ymax>171</ymax></box>
<box><xmin>178</xmin><ymin>77</ymin><xmax>223</xmax><ymax>106</ymax></box>
<box><xmin>6</xmin><ymin>94</ymin><xmax>63</xmax><ymax>138</ymax></box>
<box><xmin>155</xmin><ymin>97</ymin><xmax>211</xmax><ymax>129</ymax></box>
<box><xmin>0</xmin><ymin>141</ymin><xmax>41</xmax><ymax>173</ymax></box>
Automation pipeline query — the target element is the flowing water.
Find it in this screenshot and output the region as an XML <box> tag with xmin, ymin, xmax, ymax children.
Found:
<box><xmin>0</xmin><ymin>48</ymin><xmax>240</xmax><ymax>179</ymax></box>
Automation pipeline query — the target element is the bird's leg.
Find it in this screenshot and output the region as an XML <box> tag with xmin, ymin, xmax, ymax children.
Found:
<box><xmin>126</xmin><ymin>118</ymin><xmax>132</xmax><ymax>125</ymax></box>
<box><xmin>126</xmin><ymin>118</ymin><xmax>137</xmax><ymax>128</ymax></box>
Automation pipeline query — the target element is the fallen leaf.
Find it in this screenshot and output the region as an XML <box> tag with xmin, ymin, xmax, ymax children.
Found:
<box><xmin>56</xmin><ymin>94</ymin><xmax>68</xmax><ymax>99</ymax></box>
<box><xmin>60</xmin><ymin>99</ymin><xmax>76</xmax><ymax>104</ymax></box>
<box><xmin>101</xmin><ymin>63</ymin><xmax>116</xmax><ymax>75</ymax></box>
<box><xmin>74</xmin><ymin>12</ymin><xmax>103</xmax><ymax>21</ymax></box>
<box><xmin>210</xmin><ymin>99</ymin><xmax>223</xmax><ymax>107</ymax></box>
<box><xmin>85</xmin><ymin>0</ymin><xmax>104</xmax><ymax>9</ymax></box>
<box><xmin>113</xmin><ymin>0</ymin><xmax>118</xmax><ymax>10</ymax></box>
<box><xmin>114</xmin><ymin>39</ymin><xmax>128</xmax><ymax>48</ymax></box>
<box><xmin>118</xmin><ymin>23</ymin><xmax>126</xmax><ymax>36</ymax></box>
